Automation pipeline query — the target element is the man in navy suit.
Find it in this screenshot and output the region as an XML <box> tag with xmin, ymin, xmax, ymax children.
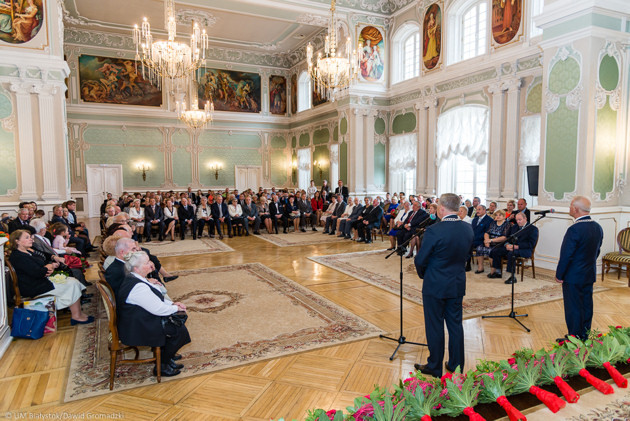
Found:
<box><xmin>357</xmin><ymin>198</ymin><xmax>384</xmax><ymax>244</ymax></box>
<box><xmin>269</xmin><ymin>194</ymin><xmax>287</xmax><ymax>234</ymax></box>
<box><xmin>211</xmin><ymin>195</ymin><xmax>232</xmax><ymax>239</ymax></box>
<box><xmin>489</xmin><ymin>212</ymin><xmax>539</xmax><ymax>284</ymax></box>
<box><xmin>396</xmin><ymin>201</ymin><xmax>428</xmax><ymax>248</ymax></box>
<box><xmin>242</xmin><ymin>196</ymin><xmax>261</xmax><ymax>235</ymax></box>
<box><xmin>555</xmin><ymin>196</ymin><xmax>603</xmax><ymax>341</ymax></box>
<box><xmin>144</xmin><ymin>198</ymin><xmax>165</xmax><ymax>241</ymax></box>
<box><xmin>414</xmin><ymin>193</ymin><xmax>473</xmax><ymax>378</ymax></box>
<box><xmin>178</xmin><ymin>197</ymin><xmax>197</xmax><ymax>240</ymax></box>
<box><xmin>471</xmin><ymin>205</ymin><xmax>492</xmax><ymax>273</ymax></box>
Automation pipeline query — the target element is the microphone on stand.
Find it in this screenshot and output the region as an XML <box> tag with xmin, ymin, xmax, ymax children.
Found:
<box><xmin>534</xmin><ymin>209</ymin><xmax>555</xmax><ymax>216</ymax></box>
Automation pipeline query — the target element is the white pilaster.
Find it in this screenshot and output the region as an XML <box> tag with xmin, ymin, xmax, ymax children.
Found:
<box><xmin>364</xmin><ymin>109</ymin><xmax>377</xmax><ymax>192</ymax></box>
<box><xmin>10</xmin><ymin>82</ymin><xmax>38</xmax><ymax>200</ymax></box>
<box><xmin>501</xmin><ymin>78</ymin><xmax>522</xmax><ymax>199</ymax></box>
<box><xmin>415</xmin><ymin>101</ymin><xmax>428</xmax><ymax>195</ymax></box>
<box><xmin>425</xmin><ymin>96</ymin><xmax>438</xmax><ymax>195</ymax></box>
<box><xmin>348</xmin><ymin>107</ymin><xmax>366</xmax><ymax>193</ymax></box>
<box><xmin>34</xmin><ymin>84</ymin><xmax>61</xmax><ymax>201</ymax></box>
<box><xmin>487</xmin><ymin>82</ymin><xmax>504</xmax><ymax>200</ymax></box>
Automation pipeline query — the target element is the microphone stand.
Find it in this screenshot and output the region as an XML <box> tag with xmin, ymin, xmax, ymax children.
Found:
<box><xmin>379</xmin><ymin>217</ymin><xmax>432</xmax><ymax>360</ymax></box>
<box><xmin>481</xmin><ymin>213</ymin><xmax>546</xmax><ymax>332</ymax></box>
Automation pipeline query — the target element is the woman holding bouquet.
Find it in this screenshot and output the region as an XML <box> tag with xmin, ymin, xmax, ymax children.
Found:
<box><xmin>8</xmin><ymin>230</ymin><xmax>93</xmax><ymax>325</ymax></box>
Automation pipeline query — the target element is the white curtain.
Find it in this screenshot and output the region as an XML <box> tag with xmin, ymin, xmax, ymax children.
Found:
<box><xmin>329</xmin><ymin>144</ymin><xmax>339</xmax><ymax>186</ymax></box>
<box><xmin>297</xmin><ymin>148</ymin><xmax>311</xmax><ymax>191</ymax></box>
<box><xmin>519</xmin><ymin>115</ymin><xmax>541</xmax><ymax>166</ymax></box>
<box><xmin>436</xmin><ymin>105</ymin><xmax>489</xmax><ymax>166</ymax></box>
<box><xmin>389</xmin><ymin>134</ymin><xmax>417</xmax><ymax>195</ymax></box>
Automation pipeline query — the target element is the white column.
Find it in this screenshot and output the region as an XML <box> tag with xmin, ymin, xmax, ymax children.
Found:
<box><xmin>348</xmin><ymin>107</ymin><xmax>366</xmax><ymax>194</ymax></box>
<box><xmin>10</xmin><ymin>82</ymin><xmax>38</xmax><ymax>200</ymax></box>
<box><xmin>34</xmin><ymin>84</ymin><xmax>61</xmax><ymax>201</ymax></box>
<box><xmin>425</xmin><ymin>96</ymin><xmax>438</xmax><ymax>195</ymax></box>
<box><xmin>415</xmin><ymin>101</ymin><xmax>428</xmax><ymax>195</ymax></box>
<box><xmin>487</xmin><ymin>83</ymin><xmax>504</xmax><ymax>200</ymax></box>
<box><xmin>501</xmin><ymin>78</ymin><xmax>522</xmax><ymax>199</ymax></box>
<box><xmin>364</xmin><ymin>109</ymin><xmax>377</xmax><ymax>192</ymax></box>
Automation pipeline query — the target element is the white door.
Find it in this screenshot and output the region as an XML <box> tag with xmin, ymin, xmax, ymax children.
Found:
<box><xmin>235</xmin><ymin>166</ymin><xmax>262</xmax><ymax>192</ymax></box>
<box><xmin>86</xmin><ymin>164</ymin><xmax>123</xmax><ymax>217</ymax></box>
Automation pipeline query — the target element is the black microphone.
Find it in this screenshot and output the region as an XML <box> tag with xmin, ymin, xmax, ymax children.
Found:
<box><xmin>534</xmin><ymin>209</ymin><xmax>555</xmax><ymax>216</ymax></box>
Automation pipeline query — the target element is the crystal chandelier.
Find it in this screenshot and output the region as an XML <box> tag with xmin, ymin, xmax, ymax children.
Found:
<box><xmin>133</xmin><ymin>0</ymin><xmax>209</xmax><ymax>88</ymax></box>
<box><xmin>306</xmin><ymin>0</ymin><xmax>359</xmax><ymax>101</ymax></box>
<box><xmin>176</xmin><ymin>80</ymin><xmax>214</xmax><ymax>132</ymax></box>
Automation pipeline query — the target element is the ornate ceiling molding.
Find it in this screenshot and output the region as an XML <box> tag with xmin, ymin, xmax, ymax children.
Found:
<box><xmin>176</xmin><ymin>9</ymin><xmax>218</xmax><ymax>28</ymax></box>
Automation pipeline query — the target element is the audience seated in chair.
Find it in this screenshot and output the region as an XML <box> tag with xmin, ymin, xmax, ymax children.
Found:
<box><xmin>489</xmin><ymin>212</ymin><xmax>539</xmax><ymax>284</ymax></box>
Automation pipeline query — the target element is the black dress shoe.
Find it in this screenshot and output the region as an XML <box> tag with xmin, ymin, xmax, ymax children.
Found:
<box><xmin>504</xmin><ymin>276</ymin><xmax>517</xmax><ymax>284</ymax></box>
<box><xmin>312</xmin><ymin>227</ymin><xmax>317</xmax><ymax>231</ymax></box>
<box><xmin>169</xmin><ymin>359</ymin><xmax>184</xmax><ymax>370</ymax></box>
<box><xmin>465</xmin><ymin>262</ymin><xmax>472</xmax><ymax>272</ymax></box>
<box><xmin>164</xmin><ymin>275</ymin><xmax>179</xmax><ymax>282</ymax></box>
<box><xmin>172</xmin><ymin>354</ymin><xmax>183</xmax><ymax>361</ymax></box>
<box><xmin>474</xmin><ymin>269</ymin><xmax>484</xmax><ymax>274</ymax></box>
<box><xmin>413</xmin><ymin>363</ymin><xmax>439</xmax><ymax>378</ymax></box>
<box><xmin>556</xmin><ymin>335</ymin><xmax>569</xmax><ymax>344</ymax></box>
<box><xmin>365</xmin><ymin>240</ymin><xmax>373</xmax><ymax>244</ymax></box>
<box><xmin>329</xmin><ymin>231</ymin><xmax>336</xmax><ymax>235</ymax></box>
<box><xmin>444</xmin><ymin>362</ymin><xmax>455</xmax><ymax>373</ymax></box>
<box><xmin>322</xmin><ymin>231</ymin><xmax>329</xmax><ymax>234</ymax></box>
<box><xmin>254</xmin><ymin>231</ymin><xmax>260</xmax><ymax>235</ymax></box>
<box><xmin>153</xmin><ymin>364</ymin><xmax>181</xmax><ymax>377</ymax></box>
<box><xmin>487</xmin><ymin>272</ymin><xmax>501</xmax><ymax>279</ymax></box>
<box><xmin>357</xmin><ymin>238</ymin><xmax>365</xmax><ymax>243</ymax></box>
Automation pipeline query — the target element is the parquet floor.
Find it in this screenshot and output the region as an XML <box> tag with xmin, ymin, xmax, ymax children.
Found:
<box><xmin>2</xmin><ymin>219</ymin><xmax>630</xmax><ymax>420</ymax></box>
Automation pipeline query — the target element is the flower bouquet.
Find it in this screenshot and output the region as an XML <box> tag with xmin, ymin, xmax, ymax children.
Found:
<box><xmin>305</xmin><ymin>409</ymin><xmax>344</xmax><ymax>421</ymax></box>
<box><xmin>538</xmin><ymin>348</ymin><xmax>580</xmax><ymax>403</ymax></box>
<box><xmin>346</xmin><ymin>388</ymin><xmax>408</xmax><ymax>421</ymax></box>
<box><xmin>438</xmin><ymin>370</ymin><xmax>485</xmax><ymax>420</ymax></box>
<box><xmin>505</xmin><ymin>357</ymin><xmax>566</xmax><ymax>413</ymax></box>
<box><xmin>563</xmin><ymin>338</ymin><xmax>614</xmax><ymax>394</ymax></box>
<box><xmin>396</xmin><ymin>374</ymin><xmax>444</xmax><ymax>421</ymax></box>
<box><xmin>476</xmin><ymin>368</ymin><xmax>525</xmax><ymax>421</ymax></box>
<box><xmin>49</xmin><ymin>269</ymin><xmax>70</xmax><ymax>284</ymax></box>
<box><xmin>586</xmin><ymin>333</ymin><xmax>627</xmax><ymax>388</ymax></box>
<box><xmin>607</xmin><ymin>325</ymin><xmax>630</xmax><ymax>364</ymax></box>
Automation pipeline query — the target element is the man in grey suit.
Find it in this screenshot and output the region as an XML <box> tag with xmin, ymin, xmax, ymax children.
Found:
<box><xmin>338</xmin><ymin>197</ymin><xmax>363</xmax><ymax>238</ymax></box>
<box><xmin>324</xmin><ymin>194</ymin><xmax>346</xmax><ymax>235</ymax></box>
<box><xmin>242</xmin><ymin>196</ymin><xmax>261</xmax><ymax>235</ymax></box>
<box><xmin>298</xmin><ymin>192</ymin><xmax>317</xmax><ymax>232</ymax></box>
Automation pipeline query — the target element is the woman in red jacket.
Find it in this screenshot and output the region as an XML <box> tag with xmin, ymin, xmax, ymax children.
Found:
<box><xmin>310</xmin><ymin>191</ymin><xmax>324</xmax><ymax>227</ymax></box>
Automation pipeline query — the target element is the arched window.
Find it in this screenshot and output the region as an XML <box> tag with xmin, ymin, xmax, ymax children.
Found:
<box><xmin>391</xmin><ymin>22</ymin><xmax>420</xmax><ymax>84</ymax></box>
<box><xmin>447</xmin><ymin>0</ymin><xmax>488</xmax><ymax>65</ymax></box>
<box><xmin>298</xmin><ymin>71</ymin><xmax>311</xmax><ymax>112</ymax></box>
<box><xmin>436</xmin><ymin>105</ymin><xmax>489</xmax><ymax>201</ymax></box>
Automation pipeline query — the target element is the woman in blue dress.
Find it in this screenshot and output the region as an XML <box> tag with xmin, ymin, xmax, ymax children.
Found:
<box><xmin>475</xmin><ymin>209</ymin><xmax>510</xmax><ymax>275</ymax></box>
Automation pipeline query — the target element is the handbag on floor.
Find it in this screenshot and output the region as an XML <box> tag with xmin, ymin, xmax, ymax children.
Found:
<box><xmin>11</xmin><ymin>307</ymin><xmax>48</xmax><ymax>339</ymax></box>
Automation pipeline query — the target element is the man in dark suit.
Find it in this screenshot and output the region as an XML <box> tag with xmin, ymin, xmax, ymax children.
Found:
<box><xmin>105</xmin><ymin>238</ymin><xmax>137</xmax><ymax>298</ymax></box>
<box><xmin>178</xmin><ymin>197</ymin><xmax>197</xmax><ymax>240</ymax></box>
<box><xmin>471</xmin><ymin>205</ymin><xmax>492</xmax><ymax>273</ymax></box>
<box><xmin>65</xmin><ymin>200</ymin><xmax>91</xmax><ymax>240</ymax></box>
<box><xmin>50</xmin><ymin>205</ymin><xmax>89</xmax><ymax>255</ymax></box>
<box><xmin>211</xmin><ymin>195</ymin><xmax>232</xmax><ymax>239</ymax></box>
<box><xmin>334</xmin><ymin>180</ymin><xmax>349</xmax><ymax>203</ymax></box>
<box><xmin>351</xmin><ymin>197</ymin><xmax>372</xmax><ymax>240</ymax></box>
<box><xmin>489</xmin><ymin>212</ymin><xmax>539</xmax><ymax>284</ymax></box>
<box><xmin>144</xmin><ymin>198</ymin><xmax>165</xmax><ymax>241</ymax></box>
<box><xmin>414</xmin><ymin>193</ymin><xmax>473</xmax><ymax>378</ymax></box>
<box><xmin>298</xmin><ymin>192</ymin><xmax>317</xmax><ymax>232</ymax></box>
<box><xmin>508</xmin><ymin>198</ymin><xmax>531</xmax><ymax>224</ymax></box>
<box><xmin>325</xmin><ymin>194</ymin><xmax>346</xmax><ymax>235</ymax></box>
<box><xmin>242</xmin><ymin>196</ymin><xmax>261</xmax><ymax>235</ymax></box>
<box><xmin>396</xmin><ymin>201</ymin><xmax>429</xmax><ymax>248</ymax></box>
<box><xmin>269</xmin><ymin>194</ymin><xmax>287</xmax><ymax>234</ymax></box>
<box><xmin>8</xmin><ymin>208</ymin><xmax>35</xmax><ymax>234</ymax></box>
<box><xmin>555</xmin><ymin>196</ymin><xmax>603</xmax><ymax>341</ymax></box>
<box><xmin>339</xmin><ymin>197</ymin><xmax>363</xmax><ymax>239</ymax></box>
<box><xmin>357</xmin><ymin>198</ymin><xmax>384</xmax><ymax>244</ymax></box>
<box><xmin>467</xmin><ymin>197</ymin><xmax>480</xmax><ymax>217</ymax></box>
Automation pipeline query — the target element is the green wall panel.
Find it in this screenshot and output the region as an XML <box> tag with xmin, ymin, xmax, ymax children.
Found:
<box><xmin>313</xmin><ymin>145</ymin><xmax>330</xmax><ymax>185</ymax></box>
<box><xmin>0</xmin><ymin>89</ymin><xmax>11</xmax><ymax>119</ymax></box>
<box><xmin>340</xmin><ymin>141</ymin><xmax>348</xmax><ymax>184</ymax></box>
<box><xmin>199</xmin><ymin>132</ymin><xmax>261</xmax><ymax>148</ymax></box>
<box><xmin>340</xmin><ymin>117</ymin><xmax>348</xmax><ymax>135</ymax></box>
<box><xmin>392</xmin><ymin>112</ymin><xmax>416</xmax><ymax>134</ymax></box>
<box><xmin>85</xmin><ymin>145</ymin><xmax>165</xmax><ymax>187</ymax></box>
<box><xmin>544</xmin><ymin>99</ymin><xmax>578</xmax><ymax>200</ymax></box>
<box><xmin>271</xmin><ymin>135</ymin><xmax>286</xmax><ymax>149</ymax></box>
<box><xmin>271</xmin><ymin>150</ymin><xmax>288</xmax><ymax>185</ymax></box>
<box><xmin>374</xmin><ymin>143</ymin><xmax>386</xmax><ymax>187</ymax></box>
<box><xmin>172</xmin><ymin>130</ymin><xmax>190</xmax><ymax>147</ymax></box>
<box><xmin>599</xmin><ymin>55</ymin><xmax>619</xmax><ymax>91</ymax></box>
<box><xmin>374</xmin><ymin>117</ymin><xmax>386</xmax><ymax>135</ymax></box>
<box><xmin>172</xmin><ymin>149</ymin><xmax>192</xmax><ymax>187</ymax></box>
<box><xmin>292</xmin><ymin>152</ymin><xmax>297</xmax><ymax>185</ymax></box>
<box><xmin>83</xmin><ymin>127</ymin><xmax>163</xmax><ymax>146</ymax></box>
<box><xmin>299</xmin><ymin>133</ymin><xmax>310</xmax><ymax>147</ymax></box>
<box><xmin>291</xmin><ymin>136</ymin><xmax>297</xmax><ymax>148</ymax></box>
<box><xmin>313</xmin><ymin>128</ymin><xmax>330</xmax><ymax>145</ymax></box>
<box><xmin>198</xmin><ymin>148</ymin><xmax>262</xmax><ymax>187</ymax></box>
<box><xmin>549</xmin><ymin>58</ymin><xmax>580</xmax><ymax>94</ymax></box>
<box><xmin>526</xmin><ymin>83</ymin><xmax>542</xmax><ymax>114</ymax></box>
<box><xmin>0</xmin><ymin>89</ymin><xmax>17</xmax><ymax>195</ymax></box>
<box><xmin>333</xmin><ymin>125</ymin><xmax>339</xmax><ymax>142</ymax></box>
<box><xmin>594</xmin><ymin>102</ymin><xmax>616</xmax><ymax>199</ymax></box>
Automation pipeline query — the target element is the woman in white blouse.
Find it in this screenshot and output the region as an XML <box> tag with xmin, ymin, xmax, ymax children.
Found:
<box><xmin>307</xmin><ymin>180</ymin><xmax>318</xmax><ymax>199</ymax></box>
<box><xmin>335</xmin><ymin>198</ymin><xmax>355</xmax><ymax>234</ymax></box>
<box><xmin>387</xmin><ymin>201</ymin><xmax>411</xmax><ymax>250</ymax></box>
<box><xmin>163</xmin><ymin>199</ymin><xmax>179</xmax><ymax>241</ymax></box>
<box><xmin>128</xmin><ymin>199</ymin><xmax>145</xmax><ymax>239</ymax></box>
<box><xmin>228</xmin><ymin>198</ymin><xmax>244</xmax><ymax>236</ymax></box>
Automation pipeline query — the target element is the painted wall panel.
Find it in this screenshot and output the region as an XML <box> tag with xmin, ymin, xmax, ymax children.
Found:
<box><xmin>271</xmin><ymin>150</ymin><xmax>288</xmax><ymax>185</ymax></box>
<box><xmin>313</xmin><ymin>145</ymin><xmax>330</xmax><ymax>185</ymax></box>
<box><xmin>374</xmin><ymin>143</ymin><xmax>386</xmax><ymax>188</ymax></box>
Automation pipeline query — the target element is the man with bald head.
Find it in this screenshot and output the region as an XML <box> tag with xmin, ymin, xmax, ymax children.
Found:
<box><xmin>555</xmin><ymin>196</ymin><xmax>603</xmax><ymax>341</ymax></box>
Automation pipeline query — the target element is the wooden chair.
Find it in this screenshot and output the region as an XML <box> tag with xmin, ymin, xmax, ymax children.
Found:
<box><xmin>601</xmin><ymin>227</ymin><xmax>630</xmax><ymax>286</ymax></box>
<box><xmin>515</xmin><ymin>236</ymin><xmax>539</xmax><ymax>282</ymax></box>
<box><xmin>5</xmin><ymin>258</ymin><xmax>54</xmax><ymax>308</ymax></box>
<box><xmin>95</xmin><ymin>278</ymin><xmax>161</xmax><ymax>390</ymax></box>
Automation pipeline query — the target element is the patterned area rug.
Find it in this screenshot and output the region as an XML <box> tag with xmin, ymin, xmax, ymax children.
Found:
<box><xmin>525</xmin><ymin>376</ymin><xmax>630</xmax><ymax>420</ymax></box>
<box><xmin>309</xmin><ymin>250</ymin><xmax>608</xmax><ymax>319</ymax></box>
<box><xmin>257</xmin><ymin>230</ymin><xmax>347</xmax><ymax>247</ymax></box>
<box><xmin>140</xmin><ymin>237</ymin><xmax>233</xmax><ymax>257</ymax></box>
<box><xmin>64</xmin><ymin>263</ymin><xmax>382</xmax><ymax>402</ymax></box>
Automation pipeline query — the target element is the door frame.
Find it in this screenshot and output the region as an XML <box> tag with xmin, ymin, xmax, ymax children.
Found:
<box><xmin>234</xmin><ymin>165</ymin><xmax>263</xmax><ymax>191</ymax></box>
<box><xmin>86</xmin><ymin>164</ymin><xmax>123</xmax><ymax>217</ymax></box>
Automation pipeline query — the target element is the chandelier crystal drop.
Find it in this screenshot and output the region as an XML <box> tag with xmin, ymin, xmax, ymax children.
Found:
<box><xmin>133</xmin><ymin>0</ymin><xmax>209</xmax><ymax>88</ymax></box>
<box><xmin>176</xmin><ymin>80</ymin><xmax>214</xmax><ymax>132</ymax></box>
<box><xmin>306</xmin><ymin>0</ymin><xmax>359</xmax><ymax>101</ymax></box>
